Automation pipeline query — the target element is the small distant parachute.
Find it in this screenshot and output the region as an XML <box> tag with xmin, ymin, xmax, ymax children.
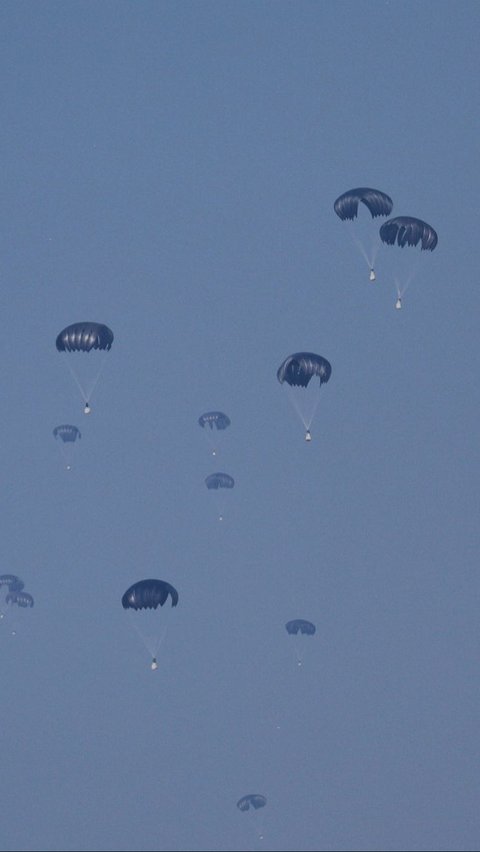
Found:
<box><xmin>6</xmin><ymin>591</ymin><xmax>34</xmax><ymax>608</ymax></box>
<box><xmin>334</xmin><ymin>187</ymin><xmax>393</xmax><ymax>221</ymax></box>
<box><xmin>277</xmin><ymin>352</ymin><xmax>331</xmax><ymax>388</ymax></box>
<box><xmin>286</xmin><ymin>619</ymin><xmax>316</xmax><ymax>635</ymax></box>
<box><xmin>122</xmin><ymin>579</ymin><xmax>179</xmax><ymax>611</ymax></box>
<box><xmin>53</xmin><ymin>425</ymin><xmax>81</xmax><ymax>443</ymax></box>
<box><xmin>205</xmin><ymin>472</ymin><xmax>234</xmax><ymax>490</ymax></box>
<box><xmin>237</xmin><ymin>794</ymin><xmax>267</xmax><ymax>812</ymax></box>
<box><xmin>56</xmin><ymin>322</ymin><xmax>114</xmax><ymax>353</ymax></box>
<box><xmin>379</xmin><ymin>216</ymin><xmax>438</xmax><ymax>251</ymax></box>
<box><xmin>56</xmin><ymin>322</ymin><xmax>114</xmax><ymax>414</ymax></box>
<box><xmin>198</xmin><ymin>411</ymin><xmax>230</xmax><ymax>430</ymax></box>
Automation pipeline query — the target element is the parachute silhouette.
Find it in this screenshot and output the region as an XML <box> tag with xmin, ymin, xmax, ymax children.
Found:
<box><xmin>334</xmin><ymin>187</ymin><xmax>393</xmax><ymax>221</ymax></box>
<box><xmin>286</xmin><ymin>619</ymin><xmax>316</xmax><ymax>635</ymax></box>
<box><xmin>121</xmin><ymin>579</ymin><xmax>179</xmax><ymax>611</ymax></box>
<box><xmin>0</xmin><ymin>574</ymin><xmax>24</xmax><ymax>590</ymax></box>
<box><xmin>205</xmin><ymin>472</ymin><xmax>234</xmax><ymax>490</ymax></box>
<box><xmin>53</xmin><ymin>425</ymin><xmax>81</xmax><ymax>442</ymax></box>
<box><xmin>277</xmin><ymin>352</ymin><xmax>331</xmax><ymax>388</ymax></box>
<box><xmin>237</xmin><ymin>794</ymin><xmax>267</xmax><ymax>812</ymax></box>
<box><xmin>379</xmin><ymin>216</ymin><xmax>438</xmax><ymax>251</ymax></box>
<box><xmin>198</xmin><ymin>411</ymin><xmax>231</xmax><ymax>430</ymax></box>
<box><xmin>56</xmin><ymin>322</ymin><xmax>114</xmax><ymax>352</ymax></box>
<box><xmin>6</xmin><ymin>591</ymin><xmax>34</xmax><ymax>608</ymax></box>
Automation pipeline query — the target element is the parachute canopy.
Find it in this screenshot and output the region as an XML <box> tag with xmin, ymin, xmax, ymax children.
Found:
<box><xmin>334</xmin><ymin>187</ymin><xmax>393</xmax><ymax>221</ymax></box>
<box><xmin>53</xmin><ymin>424</ymin><xmax>81</xmax><ymax>443</ymax></box>
<box><xmin>379</xmin><ymin>216</ymin><xmax>438</xmax><ymax>251</ymax></box>
<box><xmin>6</xmin><ymin>591</ymin><xmax>34</xmax><ymax>608</ymax></box>
<box><xmin>277</xmin><ymin>353</ymin><xmax>332</xmax><ymax>388</ymax></box>
<box><xmin>286</xmin><ymin>619</ymin><xmax>316</xmax><ymax>635</ymax></box>
<box><xmin>56</xmin><ymin>322</ymin><xmax>114</xmax><ymax>352</ymax></box>
<box><xmin>237</xmin><ymin>794</ymin><xmax>267</xmax><ymax>812</ymax></box>
<box><xmin>0</xmin><ymin>574</ymin><xmax>24</xmax><ymax>590</ymax></box>
<box><xmin>122</xmin><ymin>579</ymin><xmax>179</xmax><ymax>611</ymax></box>
<box><xmin>198</xmin><ymin>411</ymin><xmax>231</xmax><ymax>430</ymax></box>
<box><xmin>205</xmin><ymin>472</ymin><xmax>234</xmax><ymax>490</ymax></box>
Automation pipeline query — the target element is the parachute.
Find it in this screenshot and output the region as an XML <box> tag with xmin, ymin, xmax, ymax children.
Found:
<box><xmin>122</xmin><ymin>579</ymin><xmax>179</xmax><ymax>611</ymax></box>
<box><xmin>53</xmin><ymin>424</ymin><xmax>81</xmax><ymax>442</ymax></box>
<box><xmin>285</xmin><ymin>619</ymin><xmax>316</xmax><ymax>635</ymax></box>
<box><xmin>199</xmin><ymin>411</ymin><xmax>231</xmax><ymax>456</ymax></box>
<box><xmin>237</xmin><ymin>794</ymin><xmax>267</xmax><ymax>812</ymax></box>
<box><xmin>277</xmin><ymin>353</ymin><xmax>331</xmax><ymax>441</ymax></box>
<box><xmin>334</xmin><ymin>187</ymin><xmax>393</xmax><ymax>221</ymax></box>
<box><xmin>56</xmin><ymin>322</ymin><xmax>114</xmax><ymax>414</ymax></box>
<box><xmin>0</xmin><ymin>574</ymin><xmax>24</xmax><ymax>590</ymax></box>
<box><xmin>379</xmin><ymin>216</ymin><xmax>438</xmax><ymax>251</ymax></box>
<box><xmin>286</xmin><ymin>619</ymin><xmax>316</xmax><ymax>666</ymax></box>
<box><xmin>122</xmin><ymin>579</ymin><xmax>178</xmax><ymax>669</ymax></box>
<box><xmin>53</xmin><ymin>424</ymin><xmax>81</xmax><ymax>470</ymax></box>
<box><xmin>56</xmin><ymin>322</ymin><xmax>114</xmax><ymax>353</ymax></box>
<box><xmin>205</xmin><ymin>472</ymin><xmax>234</xmax><ymax>490</ymax></box>
<box><xmin>277</xmin><ymin>353</ymin><xmax>331</xmax><ymax>388</ymax></box>
<box><xmin>205</xmin><ymin>473</ymin><xmax>234</xmax><ymax>521</ymax></box>
<box><xmin>379</xmin><ymin>216</ymin><xmax>438</xmax><ymax>308</ymax></box>
<box><xmin>334</xmin><ymin>187</ymin><xmax>393</xmax><ymax>280</ymax></box>
<box><xmin>198</xmin><ymin>411</ymin><xmax>230</xmax><ymax>430</ymax></box>
<box><xmin>6</xmin><ymin>591</ymin><xmax>34</xmax><ymax>608</ymax></box>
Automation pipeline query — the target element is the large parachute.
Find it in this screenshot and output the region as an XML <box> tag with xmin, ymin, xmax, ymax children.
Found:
<box><xmin>334</xmin><ymin>187</ymin><xmax>393</xmax><ymax>280</ymax></box>
<box><xmin>122</xmin><ymin>579</ymin><xmax>179</xmax><ymax>611</ymax></box>
<box><xmin>277</xmin><ymin>352</ymin><xmax>331</xmax><ymax>388</ymax></box>
<box><xmin>56</xmin><ymin>322</ymin><xmax>114</xmax><ymax>353</ymax></box>
<box><xmin>56</xmin><ymin>322</ymin><xmax>114</xmax><ymax>414</ymax></box>
<box><xmin>334</xmin><ymin>187</ymin><xmax>393</xmax><ymax>221</ymax></box>
<box><xmin>379</xmin><ymin>216</ymin><xmax>438</xmax><ymax>308</ymax></box>
<box><xmin>122</xmin><ymin>580</ymin><xmax>179</xmax><ymax>670</ymax></box>
<box><xmin>198</xmin><ymin>411</ymin><xmax>230</xmax><ymax>430</ymax></box>
<box><xmin>237</xmin><ymin>794</ymin><xmax>267</xmax><ymax>812</ymax></box>
<box><xmin>286</xmin><ymin>619</ymin><xmax>316</xmax><ymax>635</ymax></box>
<box><xmin>379</xmin><ymin>216</ymin><xmax>438</xmax><ymax>251</ymax></box>
<box><xmin>277</xmin><ymin>353</ymin><xmax>332</xmax><ymax>441</ymax></box>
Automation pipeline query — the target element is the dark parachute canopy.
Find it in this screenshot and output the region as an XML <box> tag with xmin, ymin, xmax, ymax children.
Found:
<box><xmin>6</xmin><ymin>591</ymin><xmax>34</xmax><ymax>608</ymax></box>
<box><xmin>286</xmin><ymin>619</ymin><xmax>316</xmax><ymax>635</ymax></box>
<box><xmin>56</xmin><ymin>322</ymin><xmax>114</xmax><ymax>352</ymax></box>
<box><xmin>334</xmin><ymin>187</ymin><xmax>393</xmax><ymax>221</ymax></box>
<box><xmin>53</xmin><ymin>424</ymin><xmax>81</xmax><ymax>443</ymax></box>
<box><xmin>205</xmin><ymin>472</ymin><xmax>235</xmax><ymax>490</ymax></box>
<box><xmin>198</xmin><ymin>411</ymin><xmax>231</xmax><ymax>430</ymax></box>
<box><xmin>0</xmin><ymin>574</ymin><xmax>24</xmax><ymax>590</ymax></box>
<box><xmin>237</xmin><ymin>794</ymin><xmax>267</xmax><ymax>812</ymax></box>
<box><xmin>379</xmin><ymin>216</ymin><xmax>438</xmax><ymax>251</ymax></box>
<box><xmin>122</xmin><ymin>579</ymin><xmax>179</xmax><ymax>611</ymax></box>
<box><xmin>277</xmin><ymin>353</ymin><xmax>332</xmax><ymax>388</ymax></box>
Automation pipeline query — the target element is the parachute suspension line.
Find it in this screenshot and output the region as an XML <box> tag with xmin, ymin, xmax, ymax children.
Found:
<box><xmin>64</xmin><ymin>354</ymin><xmax>109</xmax><ymax>412</ymax></box>
<box><xmin>352</xmin><ymin>234</ymin><xmax>375</xmax><ymax>275</ymax></box>
<box><xmin>65</xmin><ymin>359</ymin><xmax>89</xmax><ymax>404</ymax></box>
<box><xmin>127</xmin><ymin>611</ymin><xmax>169</xmax><ymax>662</ymax></box>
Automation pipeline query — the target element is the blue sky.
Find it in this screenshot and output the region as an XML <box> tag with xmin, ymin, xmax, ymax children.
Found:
<box><xmin>1</xmin><ymin>2</ymin><xmax>479</xmax><ymax>850</ymax></box>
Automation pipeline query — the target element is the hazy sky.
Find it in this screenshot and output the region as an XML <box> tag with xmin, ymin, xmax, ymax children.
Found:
<box><xmin>1</xmin><ymin>2</ymin><xmax>479</xmax><ymax>851</ymax></box>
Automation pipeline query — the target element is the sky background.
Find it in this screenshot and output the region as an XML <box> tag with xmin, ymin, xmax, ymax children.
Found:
<box><xmin>1</xmin><ymin>2</ymin><xmax>479</xmax><ymax>850</ymax></box>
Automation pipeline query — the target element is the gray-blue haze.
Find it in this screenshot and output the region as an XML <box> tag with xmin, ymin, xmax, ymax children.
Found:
<box><xmin>1</xmin><ymin>2</ymin><xmax>478</xmax><ymax>850</ymax></box>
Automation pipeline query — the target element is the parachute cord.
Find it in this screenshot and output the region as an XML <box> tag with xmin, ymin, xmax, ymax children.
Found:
<box><xmin>84</xmin><ymin>358</ymin><xmax>108</xmax><ymax>404</ymax></box>
<box><xmin>65</xmin><ymin>360</ymin><xmax>89</xmax><ymax>403</ymax></box>
<box><xmin>352</xmin><ymin>234</ymin><xmax>374</xmax><ymax>271</ymax></box>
